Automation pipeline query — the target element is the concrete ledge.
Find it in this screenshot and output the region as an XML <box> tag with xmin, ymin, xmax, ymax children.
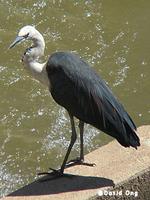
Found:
<box><xmin>4</xmin><ymin>125</ymin><xmax>150</xmax><ymax>200</ymax></box>
<box><xmin>90</xmin><ymin>167</ymin><xmax>150</xmax><ymax>200</ymax></box>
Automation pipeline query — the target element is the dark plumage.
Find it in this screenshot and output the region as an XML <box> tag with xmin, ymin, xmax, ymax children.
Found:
<box><xmin>10</xmin><ymin>26</ymin><xmax>140</xmax><ymax>175</ymax></box>
<box><xmin>46</xmin><ymin>52</ymin><xmax>140</xmax><ymax>148</ymax></box>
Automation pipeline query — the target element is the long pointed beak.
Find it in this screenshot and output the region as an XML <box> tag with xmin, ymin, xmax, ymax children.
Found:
<box><xmin>9</xmin><ymin>36</ymin><xmax>25</xmax><ymax>49</ymax></box>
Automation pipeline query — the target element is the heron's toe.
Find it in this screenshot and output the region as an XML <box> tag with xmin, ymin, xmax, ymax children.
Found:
<box><xmin>38</xmin><ymin>167</ymin><xmax>64</xmax><ymax>177</ymax></box>
<box><xmin>66</xmin><ymin>157</ymin><xmax>96</xmax><ymax>167</ymax></box>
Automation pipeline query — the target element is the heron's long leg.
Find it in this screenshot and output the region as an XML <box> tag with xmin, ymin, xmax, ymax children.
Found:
<box><xmin>60</xmin><ymin>113</ymin><xmax>77</xmax><ymax>173</ymax></box>
<box><xmin>38</xmin><ymin>113</ymin><xmax>77</xmax><ymax>177</ymax></box>
<box><xmin>66</xmin><ymin>120</ymin><xmax>84</xmax><ymax>164</ymax></box>
<box><xmin>66</xmin><ymin>120</ymin><xmax>95</xmax><ymax>168</ymax></box>
<box><xmin>79</xmin><ymin>120</ymin><xmax>84</xmax><ymax>161</ymax></box>
<box><xmin>40</xmin><ymin>116</ymin><xmax>94</xmax><ymax>177</ymax></box>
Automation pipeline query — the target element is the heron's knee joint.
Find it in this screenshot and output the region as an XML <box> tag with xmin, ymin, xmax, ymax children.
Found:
<box><xmin>71</xmin><ymin>133</ymin><xmax>77</xmax><ymax>143</ymax></box>
<box><xmin>79</xmin><ymin>121</ymin><xmax>84</xmax><ymax>130</ymax></box>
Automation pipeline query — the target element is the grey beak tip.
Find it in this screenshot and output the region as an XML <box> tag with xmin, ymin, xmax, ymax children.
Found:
<box><xmin>9</xmin><ymin>36</ymin><xmax>25</xmax><ymax>50</ymax></box>
<box><xmin>8</xmin><ymin>45</ymin><xmax>13</xmax><ymax>50</ymax></box>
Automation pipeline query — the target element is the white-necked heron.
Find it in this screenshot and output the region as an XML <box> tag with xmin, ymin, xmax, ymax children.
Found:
<box><xmin>9</xmin><ymin>25</ymin><xmax>140</xmax><ymax>176</ymax></box>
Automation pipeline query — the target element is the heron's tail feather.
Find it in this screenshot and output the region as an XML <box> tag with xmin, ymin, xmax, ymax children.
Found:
<box><xmin>117</xmin><ymin>122</ymin><xmax>140</xmax><ymax>149</ymax></box>
<box><xmin>125</xmin><ymin>123</ymin><xmax>140</xmax><ymax>148</ymax></box>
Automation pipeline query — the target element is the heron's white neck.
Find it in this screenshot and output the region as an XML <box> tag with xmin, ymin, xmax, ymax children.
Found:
<box><xmin>22</xmin><ymin>31</ymin><xmax>49</xmax><ymax>87</ymax></box>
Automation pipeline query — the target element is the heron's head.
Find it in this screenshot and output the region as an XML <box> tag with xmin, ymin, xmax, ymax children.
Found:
<box><xmin>9</xmin><ymin>25</ymin><xmax>39</xmax><ymax>49</ymax></box>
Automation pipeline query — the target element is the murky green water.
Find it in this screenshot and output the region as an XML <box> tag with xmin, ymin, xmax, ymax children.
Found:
<box><xmin>0</xmin><ymin>0</ymin><xmax>150</xmax><ymax>197</ymax></box>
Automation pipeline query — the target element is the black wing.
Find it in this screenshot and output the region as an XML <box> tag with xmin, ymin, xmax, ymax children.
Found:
<box><xmin>46</xmin><ymin>52</ymin><xmax>140</xmax><ymax>148</ymax></box>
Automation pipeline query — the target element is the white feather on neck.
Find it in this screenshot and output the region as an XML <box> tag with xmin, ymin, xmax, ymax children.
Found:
<box><xmin>22</xmin><ymin>29</ymin><xmax>50</xmax><ymax>88</ymax></box>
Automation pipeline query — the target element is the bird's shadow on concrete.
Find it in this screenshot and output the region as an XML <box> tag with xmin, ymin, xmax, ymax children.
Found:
<box><xmin>8</xmin><ymin>173</ymin><xmax>114</xmax><ymax>197</ymax></box>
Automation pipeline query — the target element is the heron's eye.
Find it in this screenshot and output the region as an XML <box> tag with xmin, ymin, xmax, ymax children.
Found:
<box><xmin>24</xmin><ymin>33</ymin><xmax>29</xmax><ymax>38</ymax></box>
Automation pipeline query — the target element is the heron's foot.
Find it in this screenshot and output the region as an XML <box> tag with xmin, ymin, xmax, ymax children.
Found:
<box><xmin>66</xmin><ymin>157</ymin><xmax>96</xmax><ymax>168</ymax></box>
<box><xmin>38</xmin><ymin>167</ymin><xmax>64</xmax><ymax>177</ymax></box>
